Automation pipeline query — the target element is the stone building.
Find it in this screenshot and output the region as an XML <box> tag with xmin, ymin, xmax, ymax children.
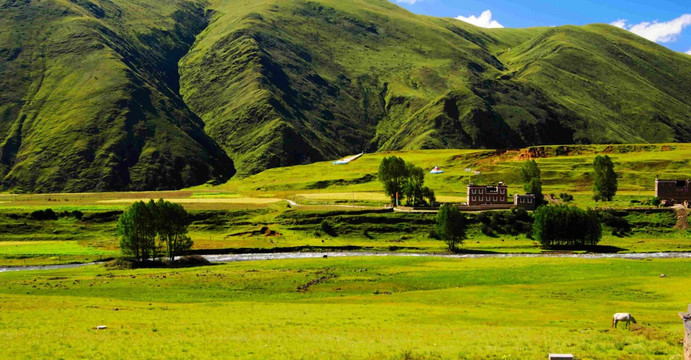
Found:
<box><xmin>514</xmin><ymin>194</ymin><xmax>537</xmax><ymax>210</ymax></box>
<box><xmin>467</xmin><ymin>182</ymin><xmax>508</xmax><ymax>206</ymax></box>
<box><xmin>656</xmin><ymin>179</ymin><xmax>691</xmax><ymax>205</ymax></box>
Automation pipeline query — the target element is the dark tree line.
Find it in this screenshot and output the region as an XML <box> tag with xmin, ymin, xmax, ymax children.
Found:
<box><xmin>117</xmin><ymin>199</ymin><xmax>192</xmax><ymax>262</ymax></box>
<box><xmin>532</xmin><ymin>205</ymin><xmax>602</xmax><ymax>248</ymax></box>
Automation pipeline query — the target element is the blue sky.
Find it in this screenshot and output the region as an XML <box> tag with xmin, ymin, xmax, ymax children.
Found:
<box><xmin>391</xmin><ymin>0</ymin><xmax>691</xmax><ymax>54</ymax></box>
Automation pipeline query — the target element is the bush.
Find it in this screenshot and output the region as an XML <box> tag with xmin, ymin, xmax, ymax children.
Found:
<box><xmin>602</xmin><ymin>211</ymin><xmax>631</xmax><ymax>236</ymax></box>
<box><xmin>477</xmin><ymin>209</ymin><xmax>533</xmax><ymax>237</ymax></box>
<box><xmin>651</xmin><ymin>197</ymin><xmax>661</xmax><ymax>206</ymax></box>
<box><xmin>320</xmin><ymin>219</ymin><xmax>336</xmax><ymax>236</ymax></box>
<box><xmin>532</xmin><ymin>205</ymin><xmax>602</xmax><ymax>248</ymax></box>
<box><xmin>30</xmin><ymin>209</ymin><xmax>58</xmax><ymax>220</ymax></box>
<box><xmin>559</xmin><ymin>193</ymin><xmax>574</xmax><ymax>202</ymax></box>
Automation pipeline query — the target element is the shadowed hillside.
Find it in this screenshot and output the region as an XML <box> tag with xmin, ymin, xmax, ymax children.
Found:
<box><xmin>1</xmin><ymin>0</ymin><xmax>690</xmax><ymax>192</ymax></box>
<box><xmin>0</xmin><ymin>0</ymin><xmax>234</xmax><ymax>192</ymax></box>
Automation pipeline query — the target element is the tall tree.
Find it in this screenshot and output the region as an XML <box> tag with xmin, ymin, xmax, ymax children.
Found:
<box><xmin>520</xmin><ymin>160</ymin><xmax>543</xmax><ymax>204</ymax></box>
<box><xmin>378</xmin><ymin>156</ymin><xmax>409</xmax><ymax>204</ymax></box>
<box><xmin>402</xmin><ymin>163</ymin><xmax>435</xmax><ymax>207</ymax></box>
<box><xmin>117</xmin><ymin>201</ymin><xmax>157</xmax><ymax>262</ymax></box>
<box><xmin>154</xmin><ymin>199</ymin><xmax>193</xmax><ymax>261</ymax></box>
<box><xmin>435</xmin><ymin>204</ymin><xmax>467</xmax><ymax>251</ymax></box>
<box><xmin>593</xmin><ymin>155</ymin><xmax>618</xmax><ymax>201</ymax></box>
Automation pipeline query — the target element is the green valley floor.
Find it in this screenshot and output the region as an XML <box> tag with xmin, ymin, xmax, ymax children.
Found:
<box><xmin>0</xmin><ymin>256</ymin><xmax>689</xmax><ymax>359</ymax></box>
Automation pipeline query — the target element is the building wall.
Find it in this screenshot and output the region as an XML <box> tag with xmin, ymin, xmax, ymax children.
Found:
<box><xmin>656</xmin><ymin>180</ymin><xmax>691</xmax><ymax>203</ymax></box>
<box><xmin>467</xmin><ymin>185</ymin><xmax>507</xmax><ymax>206</ymax></box>
<box><xmin>514</xmin><ymin>194</ymin><xmax>537</xmax><ymax>210</ymax></box>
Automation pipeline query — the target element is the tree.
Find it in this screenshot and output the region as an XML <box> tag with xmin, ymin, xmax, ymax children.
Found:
<box><xmin>117</xmin><ymin>201</ymin><xmax>157</xmax><ymax>262</ymax></box>
<box><xmin>520</xmin><ymin>160</ymin><xmax>543</xmax><ymax>205</ymax></box>
<box><xmin>153</xmin><ymin>199</ymin><xmax>193</xmax><ymax>261</ymax></box>
<box><xmin>378</xmin><ymin>156</ymin><xmax>408</xmax><ymax>204</ymax></box>
<box><xmin>435</xmin><ymin>204</ymin><xmax>467</xmax><ymax>251</ymax></box>
<box><xmin>593</xmin><ymin>155</ymin><xmax>618</xmax><ymax>201</ymax></box>
<box><xmin>532</xmin><ymin>205</ymin><xmax>602</xmax><ymax>248</ymax></box>
<box><xmin>117</xmin><ymin>199</ymin><xmax>193</xmax><ymax>262</ymax></box>
<box><xmin>402</xmin><ymin>163</ymin><xmax>436</xmax><ymax>207</ymax></box>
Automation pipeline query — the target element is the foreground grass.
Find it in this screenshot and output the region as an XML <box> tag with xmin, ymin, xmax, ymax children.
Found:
<box><xmin>0</xmin><ymin>256</ymin><xmax>688</xmax><ymax>359</ymax></box>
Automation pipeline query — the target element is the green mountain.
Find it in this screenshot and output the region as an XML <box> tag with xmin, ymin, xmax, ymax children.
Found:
<box><xmin>2</xmin><ymin>0</ymin><xmax>691</xmax><ymax>192</ymax></box>
<box><xmin>0</xmin><ymin>0</ymin><xmax>235</xmax><ymax>192</ymax></box>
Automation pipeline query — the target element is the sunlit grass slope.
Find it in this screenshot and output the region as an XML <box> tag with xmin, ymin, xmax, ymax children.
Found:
<box><xmin>2</xmin><ymin>0</ymin><xmax>691</xmax><ymax>192</ymax></box>
<box><xmin>0</xmin><ymin>256</ymin><xmax>689</xmax><ymax>359</ymax></box>
<box><xmin>182</xmin><ymin>0</ymin><xmax>691</xmax><ymax>176</ymax></box>
<box><xmin>214</xmin><ymin>144</ymin><xmax>691</xmax><ymax>204</ymax></box>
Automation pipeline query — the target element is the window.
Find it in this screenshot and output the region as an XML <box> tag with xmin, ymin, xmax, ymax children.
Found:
<box><xmin>528</xmin><ymin>198</ymin><xmax>533</xmax><ymax>203</ymax></box>
<box><xmin>500</xmin><ymin>189</ymin><xmax>505</xmax><ymax>194</ymax></box>
<box><xmin>520</xmin><ymin>198</ymin><xmax>525</xmax><ymax>203</ymax></box>
<box><xmin>479</xmin><ymin>189</ymin><xmax>484</xmax><ymax>194</ymax></box>
<box><xmin>471</xmin><ymin>189</ymin><xmax>476</xmax><ymax>194</ymax></box>
<box><xmin>471</xmin><ymin>196</ymin><xmax>476</xmax><ymax>201</ymax></box>
<box><xmin>493</xmin><ymin>196</ymin><xmax>497</xmax><ymax>201</ymax></box>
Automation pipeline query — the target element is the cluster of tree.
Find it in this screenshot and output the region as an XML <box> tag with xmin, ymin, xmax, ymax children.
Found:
<box><xmin>478</xmin><ymin>209</ymin><xmax>532</xmax><ymax>237</ymax></box>
<box><xmin>117</xmin><ymin>199</ymin><xmax>192</xmax><ymax>262</ymax></box>
<box><xmin>378</xmin><ymin>157</ymin><xmax>435</xmax><ymax>207</ymax></box>
<box><xmin>29</xmin><ymin>209</ymin><xmax>83</xmax><ymax>221</ymax></box>
<box><xmin>435</xmin><ymin>204</ymin><xmax>467</xmax><ymax>251</ymax></box>
<box><xmin>521</xmin><ymin>154</ymin><xmax>618</xmax><ymax>205</ymax></box>
<box><xmin>532</xmin><ymin>205</ymin><xmax>602</xmax><ymax>248</ymax></box>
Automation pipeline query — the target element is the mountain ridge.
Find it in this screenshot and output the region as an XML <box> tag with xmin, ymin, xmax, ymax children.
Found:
<box><xmin>1</xmin><ymin>0</ymin><xmax>690</xmax><ymax>192</ymax></box>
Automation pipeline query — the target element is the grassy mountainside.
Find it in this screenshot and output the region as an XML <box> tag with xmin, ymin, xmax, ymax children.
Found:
<box><xmin>0</xmin><ymin>0</ymin><xmax>234</xmax><ymax>192</ymax></box>
<box><xmin>1</xmin><ymin>0</ymin><xmax>691</xmax><ymax>192</ymax></box>
<box><xmin>181</xmin><ymin>0</ymin><xmax>691</xmax><ymax>176</ymax></box>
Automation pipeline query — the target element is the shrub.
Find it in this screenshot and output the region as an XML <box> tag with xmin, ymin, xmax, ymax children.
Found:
<box><xmin>651</xmin><ymin>197</ymin><xmax>661</xmax><ymax>207</ymax></box>
<box><xmin>532</xmin><ymin>205</ymin><xmax>602</xmax><ymax>248</ymax></box>
<box><xmin>559</xmin><ymin>193</ymin><xmax>574</xmax><ymax>202</ymax></box>
<box><xmin>30</xmin><ymin>209</ymin><xmax>58</xmax><ymax>220</ymax></box>
<box><xmin>602</xmin><ymin>211</ymin><xmax>631</xmax><ymax>236</ymax></box>
<box><xmin>320</xmin><ymin>219</ymin><xmax>336</xmax><ymax>236</ymax></box>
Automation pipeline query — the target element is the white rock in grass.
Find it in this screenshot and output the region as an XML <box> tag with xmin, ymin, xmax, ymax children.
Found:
<box><xmin>96</xmin><ymin>325</ymin><xmax>107</xmax><ymax>330</ymax></box>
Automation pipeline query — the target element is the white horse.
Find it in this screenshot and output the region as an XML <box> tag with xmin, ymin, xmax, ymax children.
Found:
<box><xmin>612</xmin><ymin>313</ymin><xmax>637</xmax><ymax>328</ymax></box>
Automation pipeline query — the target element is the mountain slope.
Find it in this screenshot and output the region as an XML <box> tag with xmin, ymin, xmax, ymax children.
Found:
<box><xmin>177</xmin><ymin>0</ymin><xmax>691</xmax><ymax>177</ymax></box>
<box><xmin>0</xmin><ymin>0</ymin><xmax>234</xmax><ymax>192</ymax></box>
<box><xmin>1</xmin><ymin>0</ymin><xmax>691</xmax><ymax>192</ymax></box>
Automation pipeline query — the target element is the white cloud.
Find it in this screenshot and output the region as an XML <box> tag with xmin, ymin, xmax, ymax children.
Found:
<box><xmin>686</xmin><ymin>49</ymin><xmax>691</xmax><ymax>55</ymax></box>
<box><xmin>611</xmin><ymin>14</ymin><xmax>691</xmax><ymax>43</ymax></box>
<box><xmin>610</xmin><ymin>19</ymin><xmax>627</xmax><ymax>29</ymax></box>
<box><xmin>394</xmin><ymin>0</ymin><xmax>420</xmax><ymax>4</ymax></box>
<box><xmin>456</xmin><ymin>10</ymin><xmax>504</xmax><ymax>29</ymax></box>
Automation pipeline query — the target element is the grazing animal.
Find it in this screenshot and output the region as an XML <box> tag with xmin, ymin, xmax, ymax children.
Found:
<box><xmin>612</xmin><ymin>313</ymin><xmax>637</xmax><ymax>328</ymax></box>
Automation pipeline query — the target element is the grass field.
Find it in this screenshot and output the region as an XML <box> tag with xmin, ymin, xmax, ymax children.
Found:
<box><xmin>208</xmin><ymin>144</ymin><xmax>691</xmax><ymax>208</ymax></box>
<box><xmin>0</xmin><ymin>145</ymin><xmax>689</xmax><ymax>266</ymax></box>
<box><xmin>0</xmin><ymin>256</ymin><xmax>689</xmax><ymax>359</ymax></box>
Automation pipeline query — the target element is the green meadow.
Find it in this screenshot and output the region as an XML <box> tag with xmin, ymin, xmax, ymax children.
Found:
<box><xmin>0</xmin><ymin>145</ymin><xmax>689</xmax><ymax>358</ymax></box>
<box><xmin>1</xmin><ymin>256</ymin><xmax>689</xmax><ymax>359</ymax></box>
<box><xmin>0</xmin><ymin>145</ymin><xmax>690</xmax><ymax>266</ymax></box>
